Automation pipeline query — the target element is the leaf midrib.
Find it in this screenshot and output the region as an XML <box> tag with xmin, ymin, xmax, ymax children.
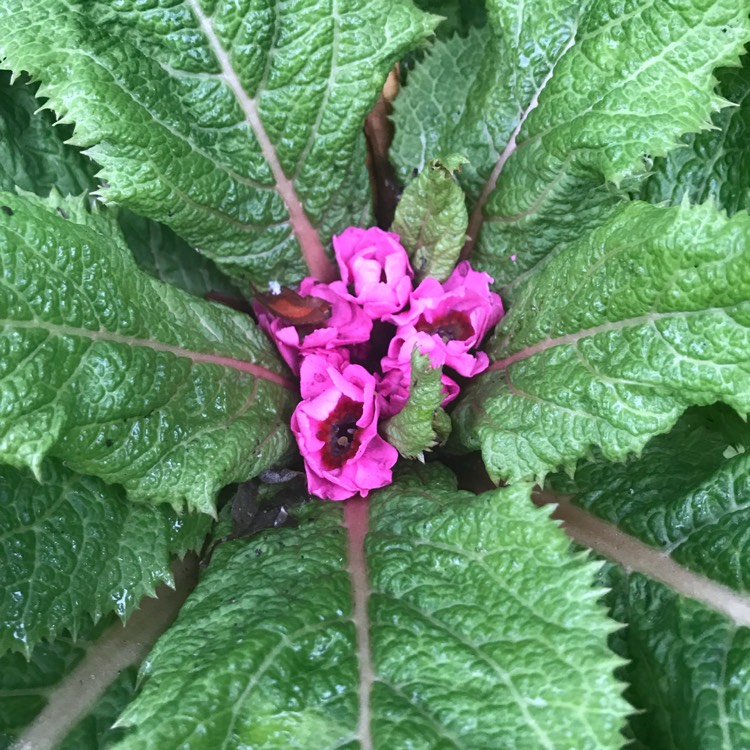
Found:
<box><xmin>537</xmin><ymin>491</ymin><xmax>750</xmax><ymax>627</ymax></box>
<box><xmin>462</xmin><ymin>31</ymin><xmax>578</xmax><ymax>259</ymax></box>
<box><xmin>4</xmin><ymin>318</ymin><xmax>295</xmax><ymax>389</ymax></box>
<box><xmin>488</xmin><ymin>306</ymin><xmax>740</xmax><ymax>372</ymax></box>
<box><xmin>344</xmin><ymin>498</ymin><xmax>374</xmax><ymax>750</ymax></box>
<box><xmin>185</xmin><ymin>0</ymin><xmax>335</xmax><ymax>282</ymax></box>
<box><xmin>8</xmin><ymin>558</ymin><xmax>199</xmax><ymax>750</ymax></box>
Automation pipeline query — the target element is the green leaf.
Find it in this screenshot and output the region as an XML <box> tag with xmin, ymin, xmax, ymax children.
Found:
<box><xmin>113</xmin><ymin>465</ymin><xmax>627</xmax><ymax>749</ymax></box>
<box><xmin>381</xmin><ymin>350</ymin><xmax>450</xmax><ymax>459</ymax></box>
<box><xmin>0</xmin><ymin>618</ymin><xmax>115</xmax><ymax>749</ymax></box>
<box><xmin>392</xmin><ymin>26</ymin><xmax>490</xmax><ymax>187</ymax></box>
<box><xmin>392</xmin><ymin>0</ymin><xmax>750</xmax><ymax>286</ymax></box>
<box><xmin>451</xmin><ymin>201</ymin><xmax>750</xmax><ymax>484</ymax></box>
<box><xmin>398</xmin><ymin>1</ymin><xmax>487</xmax><ymax>79</ymax></box>
<box><xmin>391</xmin><ymin>154</ymin><xmax>468</xmax><ymax>282</ymax></box>
<box><xmin>602</xmin><ymin>566</ymin><xmax>750</xmax><ymax>750</ymax></box>
<box><xmin>0</xmin><ymin>0</ymin><xmax>438</xmax><ymax>286</ymax></box>
<box><xmin>0</xmin><ymin>70</ymin><xmax>96</xmax><ymax>197</ymax></box>
<box><xmin>117</xmin><ymin>210</ymin><xmax>242</xmax><ymax>300</ymax></box>
<box><xmin>539</xmin><ymin>404</ymin><xmax>750</xmax><ymax>748</ymax></box>
<box><xmin>639</xmin><ymin>54</ymin><xmax>750</xmax><ymax>216</ymax></box>
<box><xmin>0</xmin><ymin>460</ymin><xmax>210</xmax><ymax>655</ymax></box>
<box><xmin>0</xmin><ymin>191</ymin><xmax>295</xmax><ymax>513</ymax></box>
<box><xmin>410</xmin><ymin>0</ymin><xmax>486</xmax><ymax>41</ymax></box>
<box><xmin>551</xmin><ymin>406</ymin><xmax>750</xmax><ymax>592</ymax></box>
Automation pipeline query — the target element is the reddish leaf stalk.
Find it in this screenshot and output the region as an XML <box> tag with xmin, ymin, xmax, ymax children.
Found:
<box><xmin>344</xmin><ymin>497</ymin><xmax>374</xmax><ymax>750</ymax></box>
<box><xmin>187</xmin><ymin>0</ymin><xmax>336</xmax><ymax>283</ymax></box>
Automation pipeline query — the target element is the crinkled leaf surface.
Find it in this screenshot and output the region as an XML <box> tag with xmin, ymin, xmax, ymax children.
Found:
<box><xmin>117</xmin><ymin>210</ymin><xmax>241</xmax><ymax>300</ymax></box>
<box><xmin>552</xmin><ymin>405</ymin><xmax>750</xmax><ymax>591</ymax></box>
<box><xmin>0</xmin><ymin>0</ymin><xmax>438</xmax><ymax>286</ymax></box>
<box><xmin>0</xmin><ymin>70</ymin><xmax>96</xmax><ymax>198</ymax></box>
<box><xmin>604</xmin><ymin>568</ymin><xmax>750</xmax><ymax>750</ymax></box>
<box><xmin>0</xmin><ymin>191</ymin><xmax>294</xmax><ymax>513</ymax></box>
<box><xmin>640</xmin><ymin>54</ymin><xmax>750</xmax><ymax>216</ymax></box>
<box><xmin>391</xmin><ymin>154</ymin><xmax>468</xmax><ymax>282</ymax></box>
<box><xmin>452</xmin><ymin>201</ymin><xmax>750</xmax><ymax>484</ymax></box>
<box><xmin>0</xmin><ymin>460</ymin><xmax>210</xmax><ymax>655</ymax></box>
<box><xmin>392</xmin><ymin>0</ymin><xmax>750</xmax><ymax>286</ymax></box>
<box><xmin>113</xmin><ymin>465</ymin><xmax>627</xmax><ymax>749</ymax></box>
<box><xmin>546</xmin><ymin>406</ymin><xmax>750</xmax><ymax>748</ymax></box>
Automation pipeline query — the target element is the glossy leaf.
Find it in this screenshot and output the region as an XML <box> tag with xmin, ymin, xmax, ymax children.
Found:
<box><xmin>113</xmin><ymin>465</ymin><xmax>627</xmax><ymax>749</ymax></box>
<box><xmin>640</xmin><ymin>54</ymin><xmax>750</xmax><ymax>216</ymax></box>
<box><xmin>452</xmin><ymin>201</ymin><xmax>750</xmax><ymax>484</ymax></box>
<box><xmin>0</xmin><ymin>191</ymin><xmax>295</xmax><ymax>513</ymax></box>
<box><xmin>0</xmin><ymin>70</ymin><xmax>96</xmax><ymax>197</ymax></box>
<box><xmin>0</xmin><ymin>0</ymin><xmax>438</xmax><ymax>285</ymax></box>
<box><xmin>392</xmin><ymin>0</ymin><xmax>750</xmax><ymax>285</ymax></box>
<box><xmin>0</xmin><ymin>460</ymin><xmax>210</xmax><ymax>655</ymax></box>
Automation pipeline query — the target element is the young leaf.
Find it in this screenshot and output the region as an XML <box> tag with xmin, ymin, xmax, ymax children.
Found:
<box><xmin>381</xmin><ymin>350</ymin><xmax>450</xmax><ymax>459</ymax></box>
<box><xmin>0</xmin><ymin>1</ymin><xmax>439</xmax><ymax>286</ymax></box>
<box><xmin>0</xmin><ymin>70</ymin><xmax>96</xmax><ymax>197</ymax></box>
<box><xmin>410</xmin><ymin>0</ymin><xmax>486</xmax><ymax>41</ymax></box>
<box><xmin>640</xmin><ymin>54</ymin><xmax>750</xmax><ymax>216</ymax></box>
<box><xmin>113</xmin><ymin>465</ymin><xmax>627</xmax><ymax>749</ymax></box>
<box><xmin>391</xmin><ymin>154</ymin><xmax>468</xmax><ymax>282</ymax></box>
<box><xmin>0</xmin><ymin>460</ymin><xmax>210</xmax><ymax>655</ymax></box>
<box><xmin>392</xmin><ymin>26</ymin><xmax>489</xmax><ymax>184</ymax></box>
<box><xmin>392</xmin><ymin>0</ymin><xmax>750</xmax><ymax>285</ymax></box>
<box><xmin>0</xmin><ymin>191</ymin><xmax>295</xmax><ymax>513</ymax></box>
<box><xmin>451</xmin><ymin>201</ymin><xmax>750</xmax><ymax>485</ymax></box>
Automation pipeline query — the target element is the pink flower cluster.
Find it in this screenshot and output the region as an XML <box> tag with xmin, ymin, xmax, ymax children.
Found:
<box><xmin>256</xmin><ymin>227</ymin><xmax>504</xmax><ymax>501</ymax></box>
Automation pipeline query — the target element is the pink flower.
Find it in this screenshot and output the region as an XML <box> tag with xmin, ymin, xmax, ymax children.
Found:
<box><xmin>332</xmin><ymin>227</ymin><xmax>413</xmax><ymax>319</ymax></box>
<box><xmin>388</xmin><ymin>261</ymin><xmax>503</xmax><ymax>377</ymax></box>
<box><xmin>255</xmin><ymin>278</ymin><xmax>371</xmax><ymax>374</ymax></box>
<box><xmin>292</xmin><ymin>357</ymin><xmax>398</xmax><ymax>501</ymax></box>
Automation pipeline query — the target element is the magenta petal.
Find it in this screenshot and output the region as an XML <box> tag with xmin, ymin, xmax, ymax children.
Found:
<box><xmin>386</xmin><ymin>260</ymin><xmax>504</xmax><ymax>377</ymax></box>
<box><xmin>291</xmin><ymin>357</ymin><xmax>398</xmax><ymax>501</ymax></box>
<box><xmin>333</xmin><ymin>226</ymin><xmax>414</xmax><ymax>319</ymax></box>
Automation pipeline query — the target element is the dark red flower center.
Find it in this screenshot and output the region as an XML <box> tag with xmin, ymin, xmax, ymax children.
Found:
<box><xmin>317</xmin><ymin>396</ymin><xmax>363</xmax><ymax>470</ymax></box>
<box><xmin>415</xmin><ymin>310</ymin><xmax>474</xmax><ymax>343</ymax></box>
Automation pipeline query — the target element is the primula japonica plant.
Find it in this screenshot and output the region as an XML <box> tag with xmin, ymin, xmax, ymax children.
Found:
<box><xmin>1</xmin><ymin>0</ymin><xmax>750</xmax><ymax>748</ymax></box>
